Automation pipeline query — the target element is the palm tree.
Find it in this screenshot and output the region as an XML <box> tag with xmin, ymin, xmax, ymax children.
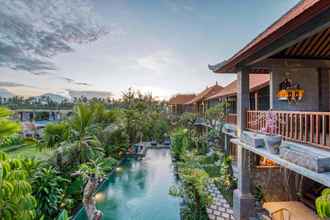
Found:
<box><xmin>69</xmin><ymin>103</ymin><xmax>103</xmax><ymax>163</ymax></box>
<box><xmin>48</xmin><ymin>103</ymin><xmax>103</xmax><ymax>168</ymax></box>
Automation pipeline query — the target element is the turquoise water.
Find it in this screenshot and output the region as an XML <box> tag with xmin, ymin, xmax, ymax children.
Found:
<box><xmin>75</xmin><ymin>149</ymin><xmax>181</xmax><ymax>220</ymax></box>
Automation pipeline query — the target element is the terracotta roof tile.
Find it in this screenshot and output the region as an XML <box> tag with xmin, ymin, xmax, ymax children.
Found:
<box><xmin>168</xmin><ymin>94</ymin><xmax>196</xmax><ymax>105</ymax></box>
<box><xmin>207</xmin><ymin>74</ymin><xmax>269</xmax><ymax>100</ymax></box>
<box><xmin>186</xmin><ymin>84</ymin><xmax>224</xmax><ymax>104</ymax></box>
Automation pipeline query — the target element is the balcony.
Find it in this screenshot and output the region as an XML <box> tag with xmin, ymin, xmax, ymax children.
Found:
<box><xmin>247</xmin><ymin>110</ymin><xmax>330</xmax><ymax>150</ymax></box>
<box><xmin>225</xmin><ymin>113</ymin><xmax>237</xmax><ymax>125</ymax></box>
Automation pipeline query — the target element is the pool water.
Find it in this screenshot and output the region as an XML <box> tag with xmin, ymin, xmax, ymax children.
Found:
<box><xmin>75</xmin><ymin>149</ymin><xmax>181</xmax><ymax>220</ymax></box>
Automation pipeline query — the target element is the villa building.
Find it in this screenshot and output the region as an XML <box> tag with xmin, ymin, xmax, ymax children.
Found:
<box><xmin>168</xmin><ymin>94</ymin><xmax>196</xmax><ymax>115</ymax></box>
<box><xmin>206</xmin><ymin>74</ymin><xmax>270</xmax><ymax>125</ymax></box>
<box><xmin>185</xmin><ymin>82</ymin><xmax>224</xmax><ymax>115</ymax></box>
<box><xmin>209</xmin><ymin>0</ymin><xmax>330</xmax><ymax>219</ymax></box>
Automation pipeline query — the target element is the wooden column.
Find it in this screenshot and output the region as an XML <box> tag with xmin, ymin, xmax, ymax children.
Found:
<box><xmin>237</xmin><ymin>69</ymin><xmax>250</xmax><ymax>136</ymax></box>
<box><xmin>254</xmin><ymin>92</ymin><xmax>258</xmax><ymax>110</ymax></box>
<box><xmin>234</xmin><ymin>69</ymin><xmax>255</xmax><ymax>220</ymax></box>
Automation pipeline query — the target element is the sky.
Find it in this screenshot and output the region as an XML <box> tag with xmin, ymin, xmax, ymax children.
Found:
<box><xmin>0</xmin><ymin>0</ymin><xmax>300</xmax><ymax>99</ymax></box>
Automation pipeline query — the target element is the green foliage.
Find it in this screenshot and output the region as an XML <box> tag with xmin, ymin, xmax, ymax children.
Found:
<box><xmin>57</xmin><ymin>209</ymin><xmax>70</xmax><ymax>220</ymax></box>
<box><xmin>170</xmin><ymin>151</ymin><xmax>212</xmax><ymax>220</ymax></box>
<box><xmin>97</xmin><ymin>124</ymin><xmax>129</xmax><ymax>158</ymax></box>
<box><xmin>0</xmin><ymin>134</ymin><xmax>24</xmax><ymax>148</ymax></box>
<box><xmin>178</xmin><ymin>112</ymin><xmax>197</xmax><ymax>129</ymax></box>
<box><xmin>191</xmin><ymin>135</ymin><xmax>209</xmax><ymax>154</ymax></box>
<box><xmin>1</xmin><ymin>91</ymin><xmax>170</xmax><ymax>219</ymax></box>
<box><xmin>0</xmin><ymin>107</ymin><xmax>21</xmax><ymax>138</ymax></box>
<box><xmin>41</xmin><ymin>122</ymin><xmax>70</xmax><ymax>149</ymax></box>
<box><xmin>171</xmin><ymin>128</ymin><xmax>189</xmax><ymax>160</ymax></box>
<box><xmin>214</xmin><ymin>155</ymin><xmax>236</xmax><ymax>205</ymax></box>
<box><xmin>32</xmin><ymin>166</ymin><xmax>69</xmax><ymax>219</ymax></box>
<box><xmin>316</xmin><ymin>188</ymin><xmax>330</xmax><ymax>219</ymax></box>
<box><xmin>206</xmin><ymin>102</ymin><xmax>228</xmax><ymax>147</ymax></box>
<box><xmin>78</xmin><ymin>159</ymin><xmax>105</xmax><ymax>182</ymax></box>
<box><xmin>70</xmin><ymin>103</ymin><xmax>95</xmax><ymax>139</ymax></box>
<box><xmin>100</xmin><ymin>157</ymin><xmax>118</xmax><ymax>173</ymax></box>
<box><xmin>0</xmin><ymin>151</ymin><xmax>36</xmax><ymax>220</ymax></box>
<box><xmin>255</xmin><ymin>185</ymin><xmax>265</xmax><ymax>204</ymax></box>
<box><xmin>205</xmin><ymin>102</ymin><xmax>227</xmax><ymax>125</ymax></box>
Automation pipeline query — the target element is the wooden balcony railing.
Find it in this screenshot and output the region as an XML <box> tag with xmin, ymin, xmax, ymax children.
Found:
<box><xmin>247</xmin><ymin>110</ymin><xmax>330</xmax><ymax>149</ymax></box>
<box><xmin>225</xmin><ymin>113</ymin><xmax>237</xmax><ymax>125</ymax></box>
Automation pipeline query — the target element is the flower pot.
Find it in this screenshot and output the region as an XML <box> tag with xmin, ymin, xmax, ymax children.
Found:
<box><xmin>241</xmin><ymin>131</ymin><xmax>265</xmax><ymax>148</ymax></box>
<box><xmin>264</xmin><ymin>135</ymin><xmax>282</xmax><ymax>154</ymax></box>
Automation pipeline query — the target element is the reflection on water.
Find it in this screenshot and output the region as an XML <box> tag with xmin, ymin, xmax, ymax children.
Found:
<box><xmin>75</xmin><ymin>149</ymin><xmax>180</xmax><ymax>220</ymax></box>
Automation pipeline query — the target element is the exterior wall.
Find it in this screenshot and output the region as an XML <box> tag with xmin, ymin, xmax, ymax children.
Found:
<box><xmin>252</xmin><ymin>167</ymin><xmax>289</xmax><ymax>202</ymax></box>
<box><xmin>250</xmin><ymin>86</ymin><xmax>270</xmax><ymax>111</ymax></box>
<box><xmin>208</xmin><ymin>98</ymin><xmax>220</xmax><ymax>108</ymax></box>
<box><xmin>319</xmin><ymin>68</ymin><xmax>330</xmax><ymax>111</ymax></box>
<box><xmin>270</xmin><ymin>68</ymin><xmax>319</xmax><ymax>111</ymax></box>
<box><xmin>184</xmin><ymin>104</ymin><xmax>194</xmax><ymax>113</ymax></box>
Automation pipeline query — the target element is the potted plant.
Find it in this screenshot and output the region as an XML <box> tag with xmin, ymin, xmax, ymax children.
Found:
<box><xmin>316</xmin><ymin>188</ymin><xmax>330</xmax><ymax>219</ymax></box>
<box><xmin>260</xmin><ymin>110</ymin><xmax>282</xmax><ymax>154</ymax></box>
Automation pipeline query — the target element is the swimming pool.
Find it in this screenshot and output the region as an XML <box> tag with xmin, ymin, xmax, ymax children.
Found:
<box><xmin>75</xmin><ymin>148</ymin><xmax>181</xmax><ymax>220</ymax></box>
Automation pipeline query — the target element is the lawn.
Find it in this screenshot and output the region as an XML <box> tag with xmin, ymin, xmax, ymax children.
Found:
<box><xmin>7</xmin><ymin>144</ymin><xmax>53</xmax><ymax>160</ymax></box>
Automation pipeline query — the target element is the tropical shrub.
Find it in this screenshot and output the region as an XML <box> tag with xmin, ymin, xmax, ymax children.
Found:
<box><xmin>0</xmin><ymin>107</ymin><xmax>21</xmax><ymax>138</ymax></box>
<box><xmin>41</xmin><ymin>122</ymin><xmax>70</xmax><ymax>149</ymax></box>
<box><xmin>171</xmin><ymin>128</ymin><xmax>189</xmax><ymax>160</ymax></box>
<box><xmin>97</xmin><ymin>124</ymin><xmax>129</xmax><ymax>158</ymax></box>
<box><xmin>214</xmin><ymin>155</ymin><xmax>236</xmax><ymax>205</ymax></box>
<box><xmin>78</xmin><ymin>160</ymin><xmax>105</xmax><ymax>220</ymax></box>
<box><xmin>0</xmin><ymin>134</ymin><xmax>24</xmax><ymax>148</ymax></box>
<box><xmin>170</xmin><ymin>164</ymin><xmax>211</xmax><ymax>220</ymax></box>
<box><xmin>178</xmin><ymin>112</ymin><xmax>197</xmax><ymax>130</ymax></box>
<box><xmin>206</xmin><ymin>102</ymin><xmax>228</xmax><ymax>147</ymax></box>
<box><xmin>316</xmin><ymin>188</ymin><xmax>330</xmax><ymax>219</ymax></box>
<box><xmin>191</xmin><ymin>135</ymin><xmax>209</xmax><ymax>154</ymax></box>
<box><xmin>57</xmin><ymin>209</ymin><xmax>70</xmax><ymax>220</ymax></box>
<box><xmin>0</xmin><ymin>152</ymin><xmax>36</xmax><ymax>220</ymax></box>
<box><xmin>32</xmin><ymin>166</ymin><xmax>69</xmax><ymax>219</ymax></box>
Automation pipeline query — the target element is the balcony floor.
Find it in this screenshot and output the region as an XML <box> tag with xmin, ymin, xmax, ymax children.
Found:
<box><xmin>231</xmin><ymin>138</ymin><xmax>330</xmax><ymax>187</ymax></box>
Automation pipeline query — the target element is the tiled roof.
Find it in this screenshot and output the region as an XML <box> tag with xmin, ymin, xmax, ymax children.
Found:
<box><xmin>209</xmin><ymin>0</ymin><xmax>330</xmax><ymax>73</ymax></box>
<box><xmin>186</xmin><ymin>84</ymin><xmax>224</xmax><ymax>104</ymax></box>
<box><xmin>168</xmin><ymin>94</ymin><xmax>196</xmax><ymax>105</ymax></box>
<box><xmin>207</xmin><ymin>74</ymin><xmax>269</xmax><ymax>100</ymax></box>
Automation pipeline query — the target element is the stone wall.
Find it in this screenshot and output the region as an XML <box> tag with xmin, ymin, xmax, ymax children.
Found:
<box><xmin>270</xmin><ymin>67</ymin><xmax>320</xmax><ymax>111</ymax></box>
<box><xmin>252</xmin><ymin>167</ymin><xmax>289</xmax><ymax>202</ymax></box>
<box><xmin>207</xmin><ymin>182</ymin><xmax>235</xmax><ymax>220</ymax></box>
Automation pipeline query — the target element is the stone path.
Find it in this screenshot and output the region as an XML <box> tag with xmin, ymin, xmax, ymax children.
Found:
<box><xmin>206</xmin><ymin>182</ymin><xmax>235</xmax><ymax>220</ymax></box>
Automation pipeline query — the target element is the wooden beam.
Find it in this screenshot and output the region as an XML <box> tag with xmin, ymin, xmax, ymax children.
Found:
<box><xmin>241</xmin><ymin>7</ymin><xmax>330</xmax><ymax>67</ymax></box>
<box><xmin>251</xmin><ymin>58</ymin><xmax>330</xmax><ymax>70</ymax></box>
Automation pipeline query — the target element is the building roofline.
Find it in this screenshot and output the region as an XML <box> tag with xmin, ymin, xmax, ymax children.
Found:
<box><xmin>209</xmin><ymin>0</ymin><xmax>330</xmax><ymax>73</ymax></box>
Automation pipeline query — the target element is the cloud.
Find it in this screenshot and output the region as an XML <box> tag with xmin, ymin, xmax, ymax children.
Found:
<box><xmin>56</xmin><ymin>76</ymin><xmax>92</xmax><ymax>86</ymax></box>
<box><xmin>0</xmin><ymin>81</ymin><xmax>36</xmax><ymax>88</ymax></box>
<box><xmin>130</xmin><ymin>85</ymin><xmax>177</xmax><ymax>100</ymax></box>
<box><xmin>67</xmin><ymin>89</ymin><xmax>112</xmax><ymax>99</ymax></box>
<box><xmin>163</xmin><ymin>0</ymin><xmax>194</xmax><ymax>13</ymax></box>
<box><xmin>137</xmin><ymin>50</ymin><xmax>178</xmax><ymax>74</ymax></box>
<box><xmin>0</xmin><ymin>0</ymin><xmax>107</xmax><ymax>71</ymax></box>
<box><xmin>74</xmin><ymin>82</ymin><xmax>91</xmax><ymax>86</ymax></box>
<box><xmin>30</xmin><ymin>71</ymin><xmax>54</xmax><ymax>76</ymax></box>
